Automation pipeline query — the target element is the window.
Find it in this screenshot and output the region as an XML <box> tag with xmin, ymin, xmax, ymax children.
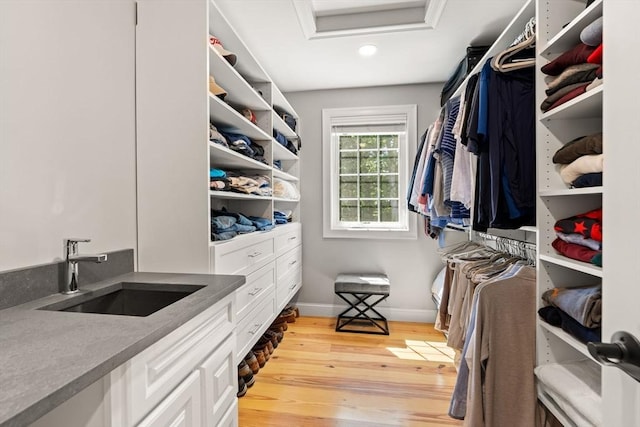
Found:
<box><xmin>322</xmin><ymin>105</ymin><xmax>417</xmax><ymax>239</ymax></box>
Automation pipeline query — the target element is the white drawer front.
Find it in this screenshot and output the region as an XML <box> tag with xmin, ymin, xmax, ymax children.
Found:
<box><xmin>236</xmin><ymin>290</ymin><xmax>276</xmax><ymax>360</ymax></box>
<box><xmin>137</xmin><ymin>370</ymin><xmax>202</xmax><ymax>427</ymax></box>
<box><xmin>125</xmin><ymin>298</ymin><xmax>234</xmax><ymax>425</ymax></box>
<box><xmin>200</xmin><ymin>334</ymin><xmax>236</xmax><ymax>427</ymax></box>
<box><xmin>276</xmin><ymin>246</ymin><xmax>301</xmax><ymax>280</ymax></box>
<box><xmin>211</xmin><ymin>236</ymin><xmax>274</xmax><ymax>276</ymax></box>
<box><xmin>277</xmin><ymin>266</ymin><xmax>302</xmax><ymax>311</ymax></box>
<box><xmin>235</xmin><ymin>262</ymin><xmax>275</xmax><ymax>322</ymax></box>
<box><xmin>274</xmin><ymin>225</ymin><xmax>301</xmax><ymax>256</ymax></box>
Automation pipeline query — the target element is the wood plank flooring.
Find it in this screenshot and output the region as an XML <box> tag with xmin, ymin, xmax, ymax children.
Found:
<box><xmin>238</xmin><ymin>316</ymin><xmax>463</xmax><ymax>427</ymax></box>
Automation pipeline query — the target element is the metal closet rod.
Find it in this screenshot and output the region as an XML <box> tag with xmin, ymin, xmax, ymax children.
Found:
<box><xmin>472</xmin><ymin>231</ymin><xmax>537</xmax><ymax>263</ymax></box>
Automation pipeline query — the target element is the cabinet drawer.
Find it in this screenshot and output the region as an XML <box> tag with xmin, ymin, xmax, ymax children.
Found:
<box><xmin>274</xmin><ymin>224</ymin><xmax>301</xmax><ymax>256</ymax></box>
<box><xmin>211</xmin><ymin>235</ymin><xmax>274</xmax><ymax>276</ymax></box>
<box><xmin>200</xmin><ymin>334</ymin><xmax>236</xmax><ymax>427</ymax></box>
<box><xmin>277</xmin><ymin>266</ymin><xmax>302</xmax><ymax>311</ymax></box>
<box><xmin>218</xmin><ymin>399</ymin><xmax>238</xmax><ymax>427</ymax></box>
<box><xmin>276</xmin><ymin>245</ymin><xmax>301</xmax><ymax>280</ymax></box>
<box><xmin>117</xmin><ymin>297</ymin><xmax>234</xmax><ymax>426</ymax></box>
<box><xmin>236</xmin><ymin>290</ymin><xmax>276</xmax><ymax>360</ymax></box>
<box><xmin>137</xmin><ymin>370</ymin><xmax>202</xmax><ymax>427</ymax></box>
<box><xmin>235</xmin><ymin>262</ymin><xmax>275</xmax><ymax>322</ymax></box>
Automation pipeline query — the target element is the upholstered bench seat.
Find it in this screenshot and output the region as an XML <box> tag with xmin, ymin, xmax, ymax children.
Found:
<box><xmin>334</xmin><ymin>273</ymin><xmax>390</xmax><ymax>335</ymax></box>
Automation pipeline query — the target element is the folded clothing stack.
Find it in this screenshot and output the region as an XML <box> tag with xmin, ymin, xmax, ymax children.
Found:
<box><xmin>553</xmin><ymin>133</ymin><xmax>602</xmax><ymax>188</ymax></box>
<box><xmin>273</xmin><ymin>210</ymin><xmax>292</xmax><ymax>225</ymax></box>
<box><xmin>273</xmin><ymin>129</ymin><xmax>298</xmax><ymax>155</ymax></box>
<box><xmin>217</xmin><ymin>128</ymin><xmax>267</xmax><ymax>164</ymax></box>
<box><xmin>211</xmin><ymin>209</ymin><xmax>274</xmax><ymax>241</ymax></box>
<box><xmin>210</xmin><ymin>169</ymin><xmax>272</xmax><ymax>196</ymax></box>
<box><xmin>538</xmin><ymin>284</ymin><xmax>602</xmax><ymax>343</ymax></box>
<box><xmin>535</xmin><ymin>359</ymin><xmax>602</xmax><ymax>427</ymax></box>
<box><xmin>552</xmin><ymin>207</ymin><xmax>602</xmax><ymax>267</ymax></box>
<box><xmin>539</xmin><ymin>16</ymin><xmax>603</xmax><ymax>113</ymax></box>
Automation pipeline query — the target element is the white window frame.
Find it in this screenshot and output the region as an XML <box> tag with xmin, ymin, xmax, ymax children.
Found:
<box><xmin>322</xmin><ymin>104</ymin><xmax>418</xmax><ymax>239</ymax></box>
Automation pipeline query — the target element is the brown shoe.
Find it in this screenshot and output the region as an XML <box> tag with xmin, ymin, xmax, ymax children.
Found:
<box><xmin>281</xmin><ymin>307</ymin><xmax>296</xmax><ymax>323</ymax></box>
<box><xmin>244</xmin><ymin>351</ymin><xmax>260</xmax><ymax>374</ymax></box>
<box><xmin>268</xmin><ymin>325</ymin><xmax>284</xmax><ymax>342</ymax></box>
<box><xmin>252</xmin><ymin>348</ymin><xmax>266</xmax><ymax>367</ymax></box>
<box><xmin>237</xmin><ymin>376</ymin><xmax>247</xmax><ymax>397</ymax></box>
<box><xmin>263</xmin><ymin>330</ymin><xmax>279</xmax><ymax>348</ymax></box>
<box><xmin>272</xmin><ymin>319</ymin><xmax>288</xmax><ymax>331</ymax></box>
<box><xmin>238</xmin><ymin>361</ymin><xmax>255</xmax><ymax>388</ymax></box>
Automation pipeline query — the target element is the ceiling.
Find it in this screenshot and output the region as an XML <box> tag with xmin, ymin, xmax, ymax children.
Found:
<box><xmin>214</xmin><ymin>0</ymin><xmax>528</xmax><ymax>92</ymax></box>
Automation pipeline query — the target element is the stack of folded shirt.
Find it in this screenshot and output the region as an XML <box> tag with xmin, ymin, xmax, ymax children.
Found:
<box><xmin>211</xmin><ymin>210</ymin><xmax>256</xmax><ymax>241</ymax></box>
<box><xmin>540</xmin><ymin>15</ymin><xmax>603</xmax><ymax>113</ymax></box>
<box><xmin>553</xmin><ymin>133</ymin><xmax>603</xmax><ymax>188</ymax></box>
<box><xmin>552</xmin><ymin>208</ymin><xmax>602</xmax><ymax>267</ymax></box>
<box><xmin>210</xmin><ymin>170</ymin><xmax>272</xmax><ymax>196</ymax></box>
<box><xmin>273</xmin><ymin>129</ymin><xmax>298</xmax><ymax>155</ymax></box>
<box><xmin>211</xmin><ymin>209</ymin><xmax>274</xmax><ymax>241</ymax></box>
<box><xmin>210</xmin><ymin>124</ymin><xmax>229</xmax><ymax>148</ymax></box>
<box><xmin>274</xmin><ymin>210</ymin><xmax>292</xmax><ymax>224</ymax></box>
<box><xmin>535</xmin><ymin>359</ymin><xmax>602</xmax><ymax>427</ymax></box>
<box><xmin>538</xmin><ymin>284</ymin><xmax>602</xmax><ymax>343</ymax></box>
<box><xmin>218</xmin><ymin>129</ymin><xmax>267</xmax><ymax>164</ymax></box>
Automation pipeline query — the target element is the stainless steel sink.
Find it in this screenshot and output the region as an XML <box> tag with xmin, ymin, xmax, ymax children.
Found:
<box><xmin>39</xmin><ymin>282</ymin><xmax>205</xmax><ymax>317</ymax></box>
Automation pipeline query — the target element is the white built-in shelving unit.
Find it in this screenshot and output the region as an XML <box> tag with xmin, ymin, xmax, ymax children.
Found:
<box><xmin>535</xmin><ymin>0</ymin><xmax>604</xmax><ymax>424</ymax></box>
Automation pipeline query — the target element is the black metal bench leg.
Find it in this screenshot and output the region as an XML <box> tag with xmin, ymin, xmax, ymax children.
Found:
<box><xmin>335</xmin><ymin>292</ymin><xmax>389</xmax><ymax>335</ymax></box>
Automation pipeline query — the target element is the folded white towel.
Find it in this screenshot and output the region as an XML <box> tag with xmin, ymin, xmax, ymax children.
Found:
<box><xmin>559</xmin><ymin>154</ymin><xmax>604</xmax><ymax>185</ymax></box>
<box><xmin>535</xmin><ymin>359</ymin><xmax>602</xmax><ymax>426</ymax></box>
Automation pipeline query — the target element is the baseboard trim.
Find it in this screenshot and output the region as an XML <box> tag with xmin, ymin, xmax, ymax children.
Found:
<box><xmin>296</xmin><ymin>303</ymin><xmax>437</xmax><ymax>323</ymax></box>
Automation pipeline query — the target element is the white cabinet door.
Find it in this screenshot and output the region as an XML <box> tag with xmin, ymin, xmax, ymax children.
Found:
<box><xmin>603</xmin><ymin>2</ymin><xmax>640</xmax><ymax>425</ymax></box>
<box><xmin>138</xmin><ymin>371</ymin><xmax>202</xmax><ymax>427</ymax></box>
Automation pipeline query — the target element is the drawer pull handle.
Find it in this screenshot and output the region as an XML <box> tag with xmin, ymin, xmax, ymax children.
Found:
<box><xmin>248</xmin><ymin>251</ymin><xmax>262</xmax><ymax>258</ymax></box>
<box><xmin>248</xmin><ymin>287</ymin><xmax>263</xmax><ymax>296</ymax></box>
<box><xmin>287</xmin><ymin>236</ymin><xmax>297</xmax><ymax>241</ymax></box>
<box><xmin>289</xmin><ymin>283</ymin><xmax>297</xmax><ymax>290</ymax></box>
<box><xmin>248</xmin><ymin>323</ymin><xmax>262</xmax><ymax>335</ymax></box>
<box><xmin>288</xmin><ymin>260</ymin><xmax>297</xmax><ymax>267</ymax></box>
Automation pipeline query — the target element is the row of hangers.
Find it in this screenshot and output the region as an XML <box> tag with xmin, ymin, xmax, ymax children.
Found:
<box><xmin>491</xmin><ymin>17</ymin><xmax>536</xmax><ymax>73</ymax></box>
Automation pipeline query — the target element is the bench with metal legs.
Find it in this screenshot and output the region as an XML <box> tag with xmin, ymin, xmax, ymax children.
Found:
<box><xmin>334</xmin><ymin>273</ymin><xmax>390</xmax><ymax>335</ymax></box>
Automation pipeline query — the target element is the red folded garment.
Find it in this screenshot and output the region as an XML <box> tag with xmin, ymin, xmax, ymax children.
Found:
<box><xmin>552</xmin><ymin>238</ymin><xmax>600</xmax><ymax>264</ymax></box>
<box><xmin>546</xmin><ymin>83</ymin><xmax>589</xmax><ymax>112</ymax></box>
<box><xmin>588</xmin><ymin>44</ymin><xmax>603</xmax><ymax>64</ymax></box>
<box><xmin>554</xmin><ymin>208</ymin><xmax>602</xmax><ymax>241</ymax></box>
<box><xmin>541</xmin><ymin>43</ymin><xmax>597</xmax><ymax>76</ymax></box>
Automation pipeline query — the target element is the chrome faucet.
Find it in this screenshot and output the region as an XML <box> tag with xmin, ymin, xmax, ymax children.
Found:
<box><xmin>63</xmin><ymin>238</ymin><xmax>108</xmax><ymax>294</ymax></box>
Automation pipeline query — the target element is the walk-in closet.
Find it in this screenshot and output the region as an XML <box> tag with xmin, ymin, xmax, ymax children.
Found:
<box><xmin>1</xmin><ymin>0</ymin><xmax>638</xmax><ymax>426</ymax></box>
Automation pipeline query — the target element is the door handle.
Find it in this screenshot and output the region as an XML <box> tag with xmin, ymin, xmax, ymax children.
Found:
<box><xmin>588</xmin><ymin>331</ymin><xmax>640</xmax><ymax>382</ymax></box>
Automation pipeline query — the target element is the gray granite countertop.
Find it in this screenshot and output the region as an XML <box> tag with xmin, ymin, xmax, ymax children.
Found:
<box><xmin>0</xmin><ymin>272</ymin><xmax>245</xmax><ymax>427</ymax></box>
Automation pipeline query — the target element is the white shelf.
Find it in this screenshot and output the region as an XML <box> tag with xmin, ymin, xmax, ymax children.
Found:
<box><xmin>272</xmin><ymin>111</ymin><xmax>298</xmax><ymax>139</ymax></box>
<box><xmin>209</xmin><ymin>228</ymin><xmax>275</xmax><ymax>246</ymax></box>
<box><xmin>540</xmin><ymin>86</ymin><xmax>602</xmax><ymax>121</ymax></box>
<box><xmin>537</xmin><ymin>386</ymin><xmax>580</xmax><ymax>427</ymax></box>
<box><xmin>209</xmin><ymin>95</ymin><xmax>272</xmax><ymax>141</ymax></box>
<box><xmin>209</xmin><ymin>46</ymin><xmax>271</xmax><ymax>111</ymax></box>
<box><xmin>519</xmin><ymin>226</ymin><xmax>538</xmax><ymax>233</ymax></box>
<box><xmin>272</xmin><ymin>85</ymin><xmax>298</xmax><ymax>124</ymax></box>
<box><xmin>209</xmin><ymin>191</ymin><xmax>272</xmax><ymax>201</ymax></box>
<box><xmin>540</xmin><ymin>0</ymin><xmax>603</xmax><ymax>57</ymax></box>
<box><xmin>272</xmin><ymin>197</ymin><xmax>300</xmax><ymax>203</ymax></box>
<box><xmin>209</xmin><ymin>142</ymin><xmax>271</xmax><ymax>171</ymax></box>
<box><xmin>272</xmin><ymin>140</ymin><xmax>299</xmax><ymax>161</ymax></box>
<box><xmin>539</xmin><ymin>186</ymin><xmax>603</xmax><ymax>197</ymax></box>
<box><xmin>539</xmin><ymin>253</ymin><xmax>602</xmax><ymax>278</ymax></box>
<box><xmin>208</xmin><ymin>0</ymin><xmax>269</xmax><ymax>84</ymax></box>
<box><xmin>272</xmin><ymin>169</ymin><xmax>299</xmax><ymax>182</ymax></box>
<box><xmin>538</xmin><ymin>321</ymin><xmax>593</xmax><ymax>359</ymax></box>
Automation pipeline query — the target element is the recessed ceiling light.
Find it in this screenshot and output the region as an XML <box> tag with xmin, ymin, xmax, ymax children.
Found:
<box><xmin>359</xmin><ymin>44</ymin><xmax>377</xmax><ymax>56</ymax></box>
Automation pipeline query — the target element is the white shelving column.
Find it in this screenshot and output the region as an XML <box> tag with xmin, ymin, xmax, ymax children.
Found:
<box><xmin>535</xmin><ymin>0</ymin><xmax>604</xmax><ymax>424</ymax></box>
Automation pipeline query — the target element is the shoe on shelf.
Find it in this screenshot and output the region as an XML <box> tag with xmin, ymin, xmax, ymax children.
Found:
<box><xmin>252</xmin><ymin>348</ymin><xmax>266</xmax><ymax>367</ymax></box>
<box><xmin>263</xmin><ymin>330</ymin><xmax>279</xmax><ymax>348</ymax></box>
<box><xmin>238</xmin><ymin>361</ymin><xmax>256</xmax><ymax>388</ymax></box>
<box><xmin>244</xmin><ymin>351</ymin><xmax>260</xmax><ymax>374</ymax></box>
<box><xmin>237</xmin><ymin>376</ymin><xmax>247</xmax><ymax>398</ymax></box>
<box><xmin>280</xmin><ymin>307</ymin><xmax>296</xmax><ymax>323</ymax></box>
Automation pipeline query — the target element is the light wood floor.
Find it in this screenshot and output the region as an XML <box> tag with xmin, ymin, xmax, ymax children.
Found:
<box><xmin>238</xmin><ymin>316</ymin><xmax>463</xmax><ymax>427</ymax></box>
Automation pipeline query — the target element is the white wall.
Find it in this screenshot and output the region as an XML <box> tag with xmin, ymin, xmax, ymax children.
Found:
<box><xmin>0</xmin><ymin>0</ymin><xmax>137</xmax><ymax>271</ymax></box>
<box><xmin>286</xmin><ymin>84</ymin><xmax>462</xmax><ymax>322</ymax></box>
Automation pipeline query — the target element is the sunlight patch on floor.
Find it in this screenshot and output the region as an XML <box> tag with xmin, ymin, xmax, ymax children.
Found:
<box><xmin>386</xmin><ymin>340</ymin><xmax>455</xmax><ymax>363</ymax></box>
